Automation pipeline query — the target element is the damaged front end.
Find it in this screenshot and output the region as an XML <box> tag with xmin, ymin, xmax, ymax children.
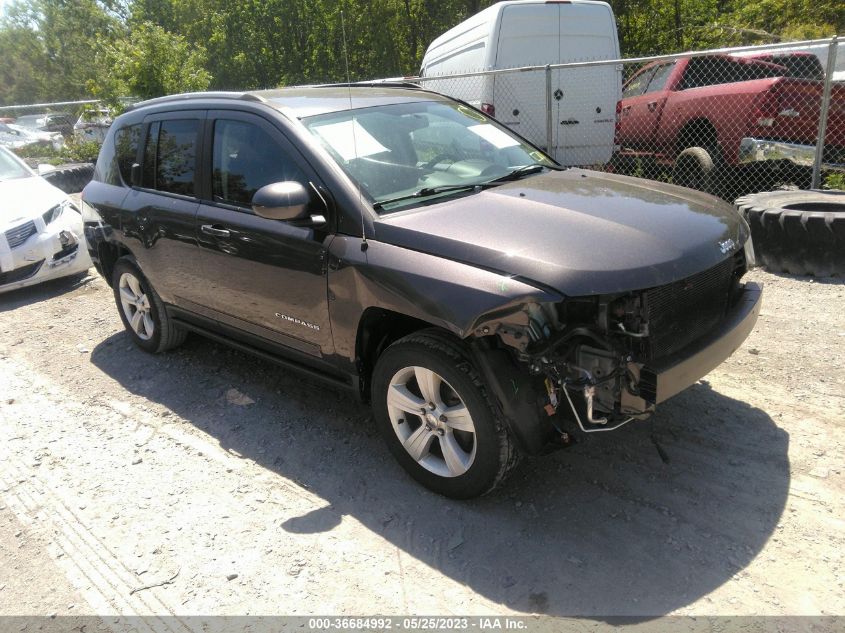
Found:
<box><xmin>471</xmin><ymin>249</ymin><xmax>759</xmax><ymax>447</ymax></box>
<box><xmin>0</xmin><ymin>200</ymin><xmax>92</xmax><ymax>293</ymax></box>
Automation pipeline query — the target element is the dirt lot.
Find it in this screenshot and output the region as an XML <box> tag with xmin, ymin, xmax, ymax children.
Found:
<box><xmin>0</xmin><ymin>266</ymin><xmax>843</xmax><ymax>620</ymax></box>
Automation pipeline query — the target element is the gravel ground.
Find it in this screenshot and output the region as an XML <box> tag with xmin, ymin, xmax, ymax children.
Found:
<box><xmin>0</xmin><ymin>267</ymin><xmax>843</xmax><ymax>620</ymax></box>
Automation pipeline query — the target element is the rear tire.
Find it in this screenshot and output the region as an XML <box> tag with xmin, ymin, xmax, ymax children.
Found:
<box><xmin>673</xmin><ymin>147</ymin><xmax>717</xmax><ymax>195</ymax></box>
<box><xmin>371</xmin><ymin>330</ymin><xmax>519</xmax><ymax>498</ymax></box>
<box><xmin>111</xmin><ymin>257</ymin><xmax>187</xmax><ymax>353</ymax></box>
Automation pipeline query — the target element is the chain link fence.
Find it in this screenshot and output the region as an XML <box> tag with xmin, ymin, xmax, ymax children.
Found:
<box><xmin>415</xmin><ymin>36</ymin><xmax>844</xmax><ymax>200</ymax></box>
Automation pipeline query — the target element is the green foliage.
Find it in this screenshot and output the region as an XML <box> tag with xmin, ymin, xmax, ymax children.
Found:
<box><xmin>129</xmin><ymin>0</ymin><xmax>497</xmax><ymax>89</ymax></box>
<box><xmin>824</xmin><ymin>172</ymin><xmax>845</xmax><ymax>191</ymax></box>
<box><xmin>609</xmin><ymin>0</ymin><xmax>842</xmax><ymax>55</ymax></box>
<box><xmin>0</xmin><ymin>0</ymin><xmax>122</xmax><ymax>105</ymax></box>
<box><xmin>88</xmin><ymin>20</ymin><xmax>211</xmax><ymax>111</ymax></box>
<box><xmin>0</xmin><ymin>0</ymin><xmax>841</xmax><ymax>106</ymax></box>
<box><xmin>13</xmin><ymin>139</ymin><xmax>102</xmax><ymax>165</ymax></box>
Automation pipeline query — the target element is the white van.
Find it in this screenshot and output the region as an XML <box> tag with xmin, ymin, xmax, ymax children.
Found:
<box><xmin>419</xmin><ymin>0</ymin><xmax>621</xmax><ymax>166</ymax></box>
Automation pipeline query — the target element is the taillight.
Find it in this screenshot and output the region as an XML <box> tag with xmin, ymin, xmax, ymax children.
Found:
<box><xmin>480</xmin><ymin>103</ymin><xmax>495</xmax><ymax>117</ymax></box>
<box><xmin>753</xmin><ymin>88</ymin><xmax>781</xmax><ymax>128</ymax></box>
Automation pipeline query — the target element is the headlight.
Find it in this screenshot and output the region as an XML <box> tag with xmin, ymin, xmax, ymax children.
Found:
<box><xmin>42</xmin><ymin>200</ymin><xmax>77</xmax><ymax>225</ymax></box>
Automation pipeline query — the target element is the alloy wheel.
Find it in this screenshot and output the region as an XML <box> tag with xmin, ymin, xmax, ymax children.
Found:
<box><xmin>118</xmin><ymin>272</ymin><xmax>154</xmax><ymax>341</ymax></box>
<box><xmin>385</xmin><ymin>366</ymin><xmax>477</xmax><ymax>477</ymax></box>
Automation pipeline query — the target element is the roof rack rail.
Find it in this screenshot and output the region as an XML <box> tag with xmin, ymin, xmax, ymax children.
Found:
<box><xmin>290</xmin><ymin>81</ymin><xmax>423</xmax><ymax>90</ymax></box>
<box><xmin>126</xmin><ymin>91</ymin><xmax>264</xmax><ymax>112</ymax></box>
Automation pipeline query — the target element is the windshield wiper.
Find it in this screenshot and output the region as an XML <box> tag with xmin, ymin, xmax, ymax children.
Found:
<box><xmin>489</xmin><ymin>162</ymin><xmax>566</xmax><ymax>183</ymax></box>
<box><xmin>372</xmin><ymin>163</ymin><xmax>565</xmax><ymax>210</ymax></box>
<box><xmin>373</xmin><ymin>183</ymin><xmax>499</xmax><ymax>210</ymax></box>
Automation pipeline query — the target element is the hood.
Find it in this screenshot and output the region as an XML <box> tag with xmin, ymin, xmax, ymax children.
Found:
<box><xmin>0</xmin><ymin>175</ymin><xmax>67</xmax><ymax>230</ymax></box>
<box><xmin>374</xmin><ymin>169</ymin><xmax>748</xmax><ymax>296</ymax></box>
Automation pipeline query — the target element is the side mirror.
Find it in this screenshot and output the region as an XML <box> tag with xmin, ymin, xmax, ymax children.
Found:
<box><xmin>252</xmin><ymin>181</ymin><xmax>310</xmax><ymax>221</ymax></box>
<box><xmin>37</xmin><ymin>163</ymin><xmax>57</xmax><ymax>175</ymax></box>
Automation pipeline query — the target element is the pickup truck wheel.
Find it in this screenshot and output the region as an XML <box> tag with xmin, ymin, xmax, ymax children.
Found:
<box><xmin>673</xmin><ymin>147</ymin><xmax>716</xmax><ymax>194</ymax></box>
<box><xmin>735</xmin><ymin>190</ymin><xmax>845</xmax><ymax>277</ymax></box>
<box><xmin>371</xmin><ymin>330</ymin><xmax>519</xmax><ymax>498</ymax></box>
<box><xmin>112</xmin><ymin>257</ymin><xmax>187</xmax><ymax>353</ymax></box>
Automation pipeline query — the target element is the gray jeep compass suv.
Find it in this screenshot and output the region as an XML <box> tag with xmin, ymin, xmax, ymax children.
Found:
<box><xmin>82</xmin><ymin>85</ymin><xmax>762</xmax><ymax>498</ymax></box>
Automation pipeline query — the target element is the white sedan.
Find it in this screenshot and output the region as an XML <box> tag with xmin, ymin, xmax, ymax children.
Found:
<box><xmin>0</xmin><ymin>147</ymin><xmax>91</xmax><ymax>294</ymax></box>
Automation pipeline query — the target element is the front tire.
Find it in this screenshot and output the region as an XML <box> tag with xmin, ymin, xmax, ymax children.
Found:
<box><xmin>371</xmin><ymin>330</ymin><xmax>519</xmax><ymax>498</ymax></box>
<box><xmin>112</xmin><ymin>257</ymin><xmax>186</xmax><ymax>353</ymax></box>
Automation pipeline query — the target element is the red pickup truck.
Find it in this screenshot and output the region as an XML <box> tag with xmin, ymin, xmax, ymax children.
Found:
<box><xmin>614</xmin><ymin>53</ymin><xmax>845</xmax><ymax>196</ymax></box>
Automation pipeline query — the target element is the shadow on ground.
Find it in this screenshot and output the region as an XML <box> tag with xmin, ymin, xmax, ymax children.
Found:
<box><xmin>0</xmin><ymin>271</ymin><xmax>95</xmax><ymax>313</ymax></box>
<box><xmin>763</xmin><ymin>270</ymin><xmax>844</xmax><ymax>285</ymax></box>
<box><xmin>90</xmin><ymin>330</ymin><xmax>789</xmax><ymax>618</ymax></box>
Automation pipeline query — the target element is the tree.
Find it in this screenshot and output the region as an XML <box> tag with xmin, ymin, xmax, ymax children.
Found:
<box><xmin>88</xmin><ymin>21</ymin><xmax>211</xmax><ymax>111</ymax></box>
<box><xmin>1</xmin><ymin>0</ymin><xmax>842</xmax><ymax>108</ymax></box>
<box><xmin>0</xmin><ymin>0</ymin><xmax>121</xmax><ymax>105</ymax></box>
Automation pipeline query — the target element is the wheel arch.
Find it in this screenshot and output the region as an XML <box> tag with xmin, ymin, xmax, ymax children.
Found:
<box><xmin>355</xmin><ymin>307</ymin><xmax>440</xmax><ymax>402</ymax></box>
<box><xmin>98</xmin><ymin>241</ymin><xmax>133</xmax><ymax>287</ymax></box>
<box><xmin>675</xmin><ymin>117</ymin><xmax>718</xmax><ymax>157</ymax></box>
<box><xmin>357</xmin><ymin>310</ymin><xmax>551</xmax><ymax>455</ymax></box>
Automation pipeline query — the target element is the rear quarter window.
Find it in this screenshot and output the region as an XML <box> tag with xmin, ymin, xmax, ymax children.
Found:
<box><xmin>93</xmin><ymin>124</ymin><xmax>141</xmax><ymax>186</ymax></box>
<box><xmin>115</xmin><ymin>125</ymin><xmax>141</xmax><ymax>185</ymax></box>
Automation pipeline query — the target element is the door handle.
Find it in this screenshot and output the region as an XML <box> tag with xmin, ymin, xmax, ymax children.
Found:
<box><xmin>621</xmin><ymin>105</ymin><xmax>632</xmax><ymax>116</ymax></box>
<box><xmin>201</xmin><ymin>224</ymin><xmax>231</xmax><ymax>238</ymax></box>
<box><xmin>647</xmin><ymin>101</ymin><xmax>659</xmax><ymax>112</ymax></box>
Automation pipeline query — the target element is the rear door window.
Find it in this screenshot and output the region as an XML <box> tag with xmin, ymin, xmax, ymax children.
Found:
<box><xmin>143</xmin><ymin>119</ymin><xmax>200</xmax><ymax>196</ymax></box>
<box><xmin>683</xmin><ymin>58</ymin><xmax>715</xmax><ymax>89</ymax></box>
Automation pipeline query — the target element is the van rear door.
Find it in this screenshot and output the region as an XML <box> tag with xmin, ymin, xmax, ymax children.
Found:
<box><xmin>492</xmin><ymin>2</ymin><xmax>560</xmax><ymax>153</ymax></box>
<box><xmin>553</xmin><ymin>2</ymin><xmax>621</xmax><ymax>165</ymax></box>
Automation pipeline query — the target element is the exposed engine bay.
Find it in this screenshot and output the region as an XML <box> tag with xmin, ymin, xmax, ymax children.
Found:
<box><xmin>474</xmin><ymin>250</ymin><xmax>749</xmax><ymax>435</ymax></box>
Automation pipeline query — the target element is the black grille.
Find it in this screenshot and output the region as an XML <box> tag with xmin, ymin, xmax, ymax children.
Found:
<box><xmin>0</xmin><ymin>259</ymin><xmax>44</xmax><ymax>286</ymax></box>
<box><xmin>645</xmin><ymin>254</ymin><xmax>742</xmax><ymax>360</ymax></box>
<box><xmin>4</xmin><ymin>220</ymin><xmax>37</xmax><ymax>249</ymax></box>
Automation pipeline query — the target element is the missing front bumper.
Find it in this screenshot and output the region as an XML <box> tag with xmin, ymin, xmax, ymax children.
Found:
<box><xmin>640</xmin><ymin>282</ymin><xmax>763</xmax><ymax>405</ymax></box>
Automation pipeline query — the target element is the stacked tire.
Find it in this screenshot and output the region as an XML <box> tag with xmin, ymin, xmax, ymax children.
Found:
<box><xmin>43</xmin><ymin>163</ymin><xmax>95</xmax><ymax>194</ymax></box>
<box><xmin>734</xmin><ymin>190</ymin><xmax>845</xmax><ymax>277</ymax></box>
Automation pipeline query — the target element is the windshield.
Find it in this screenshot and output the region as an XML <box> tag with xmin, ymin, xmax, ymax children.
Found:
<box><xmin>0</xmin><ymin>148</ymin><xmax>32</xmax><ymax>181</ymax></box>
<box><xmin>302</xmin><ymin>101</ymin><xmax>553</xmax><ymax>211</ymax></box>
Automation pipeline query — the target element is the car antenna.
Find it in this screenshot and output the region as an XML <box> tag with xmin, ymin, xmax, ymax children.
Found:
<box><xmin>341</xmin><ymin>10</ymin><xmax>368</xmax><ymax>252</ymax></box>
